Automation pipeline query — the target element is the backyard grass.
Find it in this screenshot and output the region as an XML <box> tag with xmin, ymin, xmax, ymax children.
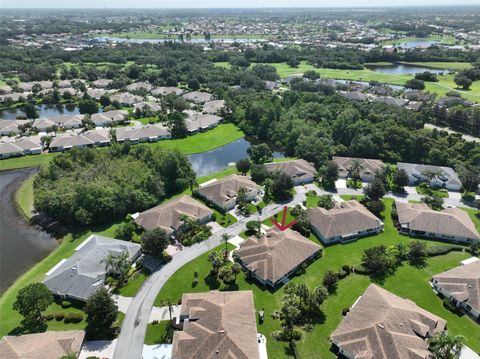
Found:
<box><xmin>305</xmin><ymin>192</ymin><xmax>319</xmax><ymax>208</ymax></box>
<box><xmin>145</xmin><ymin>320</ymin><xmax>173</xmax><ymax>345</ymax></box>
<box><xmin>462</xmin><ymin>207</ymin><xmax>480</xmax><ymax>231</ymax></box>
<box><xmin>0</xmin><ymin>124</ymin><xmax>244</xmax><ymax>171</ymax></box>
<box><xmin>15</xmin><ymin>174</ymin><xmax>35</xmax><ymax>219</ymax></box>
<box><xmin>399</xmin><ymin>61</ymin><xmax>472</xmax><ymax>71</ymax></box>
<box><xmin>154</xmin><ymin>198</ymin><xmax>480</xmax><ymax>357</ymax></box>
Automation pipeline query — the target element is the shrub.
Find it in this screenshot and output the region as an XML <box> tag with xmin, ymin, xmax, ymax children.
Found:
<box><xmin>70</xmin><ymin>312</ymin><xmax>83</xmax><ymax>323</ymax></box>
<box><xmin>64</xmin><ymin>312</ymin><xmax>73</xmax><ymax>323</ymax></box>
<box><xmin>152</xmin><ymin>320</ymin><xmax>158</xmax><ymax>324</ymax></box>
<box><xmin>442</xmin><ymin>298</ymin><xmax>458</xmax><ymax>313</ymax></box>
<box><xmin>162</xmin><ymin>253</ymin><xmax>172</xmax><ymax>263</ymax></box>
<box><xmin>342</xmin><ymin>307</ymin><xmax>350</xmax><ymax>316</ymax></box>
<box><xmin>55</xmin><ymin>312</ymin><xmax>65</xmax><ymax>321</ymax></box>
<box><xmin>353</xmin><ymin>264</ymin><xmax>370</xmax><ymax>274</ymax></box>
<box><xmin>427</xmin><ymin>245</ymin><xmax>462</xmax><ymax>257</ymax></box>
<box><xmin>44</xmin><ymin>313</ymin><xmax>54</xmax><ymax>321</ymax></box>
<box><xmin>61</xmin><ymin>300</ymin><xmax>72</xmax><ymax>309</ymax></box>
<box><xmin>342</xmin><ymin>265</ymin><xmax>352</xmax><ymax>274</ymax></box>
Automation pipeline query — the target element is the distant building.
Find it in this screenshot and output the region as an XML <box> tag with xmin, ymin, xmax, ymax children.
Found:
<box><xmin>91</xmin><ymin>109</ymin><xmax>128</xmax><ymax>127</ymax></box>
<box><xmin>332</xmin><ymin>156</ymin><xmax>384</xmax><ymax>182</ymax></box>
<box><xmin>48</xmin><ymin>114</ymin><xmax>84</xmax><ymax>129</ymax></box>
<box><xmin>134</xmin><ymin>195</ymin><xmax>213</xmax><ymax>236</ymax></box>
<box><xmin>330</xmin><ymin>284</ymin><xmax>447</xmax><ymax>359</ymax></box>
<box><xmin>43</xmin><ymin>235</ymin><xmax>140</xmax><ymax>301</ymax></box>
<box><xmin>182</xmin><ymin>91</ymin><xmax>213</xmax><ymax>104</ymax></box>
<box><xmin>0</xmin><ymin>330</ymin><xmax>85</xmax><ymax>359</ymax></box>
<box><xmin>432</xmin><ymin>259</ymin><xmax>480</xmax><ymax>322</ymax></box>
<box><xmin>172</xmin><ymin>291</ymin><xmax>260</xmax><ymax>359</ymax></box>
<box><xmin>115</xmin><ymin>124</ymin><xmax>171</xmax><ymax>143</ymax></box>
<box><xmin>307</xmin><ymin>200</ymin><xmax>383</xmax><ymax>244</ymax></box>
<box><xmin>0</xmin><ymin>119</ymin><xmax>30</xmax><ymax>136</ymax></box>
<box><xmin>196</xmin><ymin>174</ymin><xmax>260</xmax><ymax>211</ymax></box>
<box><xmin>184</xmin><ymin>112</ymin><xmax>222</xmax><ymax>134</ymax></box>
<box><xmin>264</xmin><ymin>159</ymin><xmax>317</xmax><ymax>185</ymax></box>
<box><xmin>396</xmin><ymin>201</ymin><xmax>480</xmax><ymax>244</ymax></box>
<box><xmin>92</xmin><ymin>79</ymin><xmax>112</xmax><ymax>89</ymax></box>
<box><xmin>397</xmin><ymin>162</ymin><xmax>462</xmax><ymax>191</ymax></box>
<box><xmin>126</xmin><ymin>81</ymin><xmax>152</xmax><ymax>92</ymax></box>
<box><xmin>202</xmin><ymin>99</ymin><xmax>225</xmax><ymax>114</ymax></box>
<box><xmin>151</xmin><ymin>86</ymin><xmax>184</xmax><ymax>96</ymax></box>
<box><xmin>49</xmin><ymin>129</ymin><xmax>111</xmax><ymax>152</ymax></box>
<box><xmin>235</xmin><ymin>228</ymin><xmax>321</xmax><ymax>287</ymax></box>
<box><xmin>0</xmin><ymin>138</ymin><xmax>42</xmax><ymax>159</ymax></box>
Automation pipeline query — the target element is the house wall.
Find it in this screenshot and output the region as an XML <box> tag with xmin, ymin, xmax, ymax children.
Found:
<box><xmin>311</xmin><ymin>224</ymin><xmax>384</xmax><ymax>245</ymax></box>
<box><xmin>432</xmin><ymin>280</ymin><xmax>480</xmax><ymax>321</ymax></box>
<box><xmin>293</xmin><ymin>174</ymin><xmax>314</xmax><ymax>185</ymax></box>
<box><xmin>401</xmin><ymin>228</ymin><xmax>475</xmax><ymax>244</ymax></box>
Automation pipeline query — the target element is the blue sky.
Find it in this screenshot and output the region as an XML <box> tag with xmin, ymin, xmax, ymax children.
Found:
<box><xmin>1</xmin><ymin>0</ymin><xmax>479</xmax><ymax>8</ymax></box>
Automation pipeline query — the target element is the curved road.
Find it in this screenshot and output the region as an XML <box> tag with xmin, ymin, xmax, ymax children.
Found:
<box><xmin>113</xmin><ymin>184</ymin><xmax>477</xmax><ymax>359</ymax></box>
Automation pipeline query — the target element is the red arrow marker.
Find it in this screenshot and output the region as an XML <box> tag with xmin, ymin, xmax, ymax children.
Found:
<box><xmin>271</xmin><ymin>206</ymin><xmax>297</xmax><ymax>231</ymax></box>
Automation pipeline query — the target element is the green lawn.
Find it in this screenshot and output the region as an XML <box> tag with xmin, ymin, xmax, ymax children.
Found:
<box><xmin>462</xmin><ymin>207</ymin><xmax>480</xmax><ymax>231</ymax></box>
<box><xmin>416</xmin><ymin>185</ymin><xmax>449</xmax><ymax>198</ymax></box>
<box><xmin>380</xmin><ymin>34</ymin><xmax>458</xmax><ymax>46</ymax></box>
<box><xmin>145</xmin><ymin>321</ymin><xmax>173</xmax><ymax>345</ymax></box>
<box><xmin>400</xmin><ymin>61</ymin><xmax>472</xmax><ymax>71</ymax></box>
<box><xmin>15</xmin><ymin>174</ymin><xmax>35</xmax><ymax>219</ymax></box>
<box><xmin>114</xmin><ymin>269</ymin><xmax>150</xmax><ymax>297</ymax></box>
<box><xmin>305</xmin><ymin>193</ymin><xmax>319</xmax><ymax>208</ymax></box>
<box><xmin>0</xmin><ymin>124</ymin><xmax>244</xmax><ymax>171</ymax></box>
<box><xmin>154</xmin><ymin>198</ymin><xmax>479</xmax><ymax>357</ymax></box>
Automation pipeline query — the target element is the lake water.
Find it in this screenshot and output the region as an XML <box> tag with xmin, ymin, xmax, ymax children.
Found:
<box><xmin>96</xmin><ymin>36</ymin><xmax>265</xmax><ymax>44</ymax></box>
<box><xmin>0</xmin><ymin>169</ymin><xmax>56</xmax><ymax>294</ymax></box>
<box><xmin>188</xmin><ymin>138</ymin><xmax>284</xmax><ymax>177</ymax></box>
<box><xmin>0</xmin><ymin>104</ymin><xmax>80</xmax><ymax>120</ymax></box>
<box><xmin>366</xmin><ymin>63</ymin><xmax>446</xmax><ymax>75</ymax></box>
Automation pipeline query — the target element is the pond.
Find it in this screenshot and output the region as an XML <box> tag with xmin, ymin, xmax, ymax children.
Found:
<box><xmin>0</xmin><ymin>169</ymin><xmax>56</xmax><ymax>294</ymax></box>
<box><xmin>95</xmin><ymin>36</ymin><xmax>265</xmax><ymax>44</ymax></box>
<box><xmin>0</xmin><ymin>104</ymin><xmax>80</xmax><ymax>120</ymax></box>
<box><xmin>366</xmin><ymin>63</ymin><xmax>447</xmax><ymax>75</ymax></box>
<box><xmin>188</xmin><ymin>138</ymin><xmax>284</xmax><ymax>177</ymax></box>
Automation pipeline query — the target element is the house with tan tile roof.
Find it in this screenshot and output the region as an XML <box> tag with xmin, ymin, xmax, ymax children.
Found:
<box><xmin>0</xmin><ymin>330</ymin><xmax>85</xmax><ymax>359</ymax></box>
<box><xmin>151</xmin><ymin>86</ymin><xmax>184</xmax><ymax>96</ymax></box>
<box><xmin>330</xmin><ymin>284</ymin><xmax>447</xmax><ymax>359</ymax></box>
<box><xmin>202</xmin><ymin>99</ymin><xmax>225</xmax><ymax>114</ymax></box>
<box><xmin>182</xmin><ymin>91</ymin><xmax>213</xmax><ymax>104</ymax></box>
<box><xmin>134</xmin><ymin>195</ymin><xmax>213</xmax><ymax>236</ymax></box>
<box><xmin>432</xmin><ymin>259</ymin><xmax>480</xmax><ymax>322</ymax></box>
<box><xmin>264</xmin><ymin>159</ymin><xmax>317</xmax><ymax>185</ymax></box>
<box><xmin>235</xmin><ymin>227</ymin><xmax>321</xmax><ymax>287</ymax></box>
<box><xmin>307</xmin><ymin>200</ymin><xmax>384</xmax><ymax>244</ymax></box>
<box><xmin>332</xmin><ymin>156</ymin><xmax>384</xmax><ymax>182</ymax></box>
<box><xmin>172</xmin><ymin>290</ymin><xmax>260</xmax><ymax>359</ymax></box>
<box><xmin>396</xmin><ymin>201</ymin><xmax>480</xmax><ymax>244</ymax></box>
<box><xmin>196</xmin><ymin>174</ymin><xmax>260</xmax><ymax>211</ymax></box>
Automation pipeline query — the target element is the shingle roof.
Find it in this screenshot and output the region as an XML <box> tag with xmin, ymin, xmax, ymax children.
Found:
<box><xmin>185</xmin><ymin>112</ymin><xmax>222</xmax><ymax>131</ymax></box>
<box><xmin>134</xmin><ymin>195</ymin><xmax>213</xmax><ymax>235</ymax></box>
<box><xmin>307</xmin><ymin>200</ymin><xmax>382</xmax><ymax>239</ymax></box>
<box><xmin>115</xmin><ymin>124</ymin><xmax>170</xmax><ymax>141</ymax></box>
<box><xmin>264</xmin><ymin>159</ymin><xmax>317</xmax><ymax>182</ymax></box>
<box><xmin>202</xmin><ymin>99</ymin><xmax>225</xmax><ymax>114</ymax></box>
<box><xmin>433</xmin><ymin>260</ymin><xmax>480</xmax><ymax>312</ymax></box>
<box><xmin>172</xmin><ymin>290</ymin><xmax>260</xmax><ymax>359</ymax></box>
<box><xmin>182</xmin><ymin>91</ymin><xmax>213</xmax><ymax>104</ymax></box>
<box><xmin>396</xmin><ymin>201</ymin><xmax>480</xmax><ymax>241</ymax></box>
<box><xmin>331</xmin><ymin>284</ymin><xmax>447</xmax><ymax>359</ymax></box>
<box><xmin>151</xmin><ymin>87</ymin><xmax>184</xmax><ymax>96</ymax></box>
<box><xmin>126</xmin><ymin>82</ymin><xmax>152</xmax><ymax>92</ymax></box>
<box><xmin>396</xmin><ymin>162</ymin><xmax>462</xmax><ymax>188</ymax></box>
<box><xmin>236</xmin><ymin>228</ymin><xmax>321</xmax><ymax>284</ymax></box>
<box><xmin>196</xmin><ymin>174</ymin><xmax>259</xmax><ymax>208</ymax></box>
<box><xmin>0</xmin><ymin>330</ymin><xmax>85</xmax><ymax>359</ymax></box>
<box><xmin>332</xmin><ymin>156</ymin><xmax>384</xmax><ymax>178</ymax></box>
<box><xmin>48</xmin><ymin>114</ymin><xmax>84</xmax><ymax>127</ymax></box>
<box><xmin>91</xmin><ymin>109</ymin><xmax>127</xmax><ymax>125</ymax></box>
<box><xmin>43</xmin><ymin>235</ymin><xmax>140</xmax><ymax>301</ymax></box>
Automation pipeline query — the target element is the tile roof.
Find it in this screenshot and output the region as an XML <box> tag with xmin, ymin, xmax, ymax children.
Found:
<box><xmin>0</xmin><ymin>330</ymin><xmax>85</xmax><ymax>359</ymax></box>
<box><xmin>396</xmin><ymin>201</ymin><xmax>480</xmax><ymax>241</ymax></box>
<box><xmin>202</xmin><ymin>99</ymin><xmax>225</xmax><ymax>114</ymax></box>
<box><xmin>134</xmin><ymin>195</ymin><xmax>213</xmax><ymax>235</ymax></box>
<box><xmin>332</xmin><ymin>156</ymin><xmax>384</xmax><ymax>178</ymax></box>
<box><xmin>433</xmin><ymin>260</ymin><xmax>480</xmax><ymax>312</ymax></box>
<box><xmin>307</xmin><ymin>200</ymin><xmax>383</xmax><ymax>239</ymax></box>
<box><xmin>397</xmin><ymin>162</ymin><xmax>462</xmax><ymax>189</ymax></box>
<box><xmin>182</xmin><ymin>91</ymin><xmax>214</xmax><ymax>104</ymax></box>
<box><xmin>331</xmin><ymin>284</ymin><xmax>447</xmax><ymax>359</ymax></box>
<box><xmin>151</xmin><ymin>87</ymin><xmax>184</xmax><ymax>96</ymax></box>
<box><xmin>172</xmin><ymin>290</ymin><xmax>259</xmax><ymax>359</ymax></box>
<box><xmin>264</xmin><ymin>159</ymin><xmax>317</xmax><ymax>182</ymax></box>
<box><xmin>115</xmin><ymin>124</ymin><xmax>170</xmax><ymax>142</ymax></box>
<box><xmin>236</xmin><ymin>227</ymin><xmax>321</xmax><ymax>284</ymax></box>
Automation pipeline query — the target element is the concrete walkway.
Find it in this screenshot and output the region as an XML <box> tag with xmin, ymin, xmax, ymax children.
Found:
<box><xmin>148</xmin><ymin>305</ymin><xmax>181</xmax><ymax>323</ymax></box>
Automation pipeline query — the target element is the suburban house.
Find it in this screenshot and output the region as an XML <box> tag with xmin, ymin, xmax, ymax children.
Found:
<box><xmin>0</xmin><ymin>138</ymin><xmax>42</xmax><ymax>159</ymax></box>
<box><xmin>172</xmin><ymin>290</ymin><xmax>260</xmax><ymax>359</ymax></box>
<box><xmin>48</xmin><ymin>114</ymin><xmax>84</xmax><ymax>129</ymax></box>
<box><xmin>185</xmin><ymin>112</ymin><xmax>222</xmax><ymax>134</ymax></box>
<box><xmin>0</xmin><ymin>330</ymin><xmax>85</xmax><ymax>359</ymax></box>
<box><xmin>109</xmin><ymin>92</ymin><xmax>143</xmax><ymax>106</ymax></box>
<box><xmin>264</xmin><ymin>159</ymin><xmax>317</xmax><ymax>185</ymax></box>
<box><xmin>43</xmin><ymin>235</ymin><xmax>140</xmax><ymax>301</ymax></box>
<box><xmin>33</xmin><ymin>118</ymin><xmax>56</xmax><ymax>132</ymax></box>
<box><xmin>307</xmin><ymin>200</ymin><xmax>384</xmax><ymax>244</ymax></box>
<box><xmin>332</xmin><ymin>156</ymin><xmax>384</xmax><ymax>182</ymax></box>
<box><xmin>133</xmin><ymin>101</ymin><xmax>162</xmax><ymax>115</ymax></box>
<box><xmin>397</xmin><ymin>162</ymin><xmax>463</xmax><ymax>191</ymax></box>
<box><xmin>196</xmin><ymin>174</ymin><xmax>260</xmax><ymax>211</ymax></box>
<box><xmin>0</xmin><ymin>119</ymin><xmax>30</xmax><ymax>135</ymax></box>
<box><xmin>115</xmin><ymin>124</ymin><xmax>171</xmax><ymax>143</ymax></box>
<box><xmin>126</xmin><ymin>81</ymin><xmax>153</xmax><ymax>92</ymax></box>
<box><xmin>432</xmin><ymin>259</ymin><xmax>480</xmax><ymax>322</ymax></box>
<box><xmin>202</xmin><ymin>99</ymin><xmax>225</xmax><ymax>114</ymax></box>
<box><xmin>396</xmin><ymin>201</ymin><xmax>480</xmax><ymax>244</ymax></box>
<box><xmin>91</xmin><ymin>109</ymin><xmax>128</xmax><ymax>127</ymax></box>
<box><xmin>0</xmin><ymin>142</ymin><xmax>23</xmax><ymax>159</ymax></box>
<box><xmin>235</xmin><ymin>228</ymin><xmax>321</xmax><ymax>287</ymax></box>
<box><xmin>86</xmin><ymin>88</ymin><xmax>108</xmax><ymax>100</ymax></box>
<box><xmin>92</xmin><ymin>78</ymin><xmax>112</xmax><ymax>88</ymax></box>
<box><xmin>182</xmin><ymin>91</ymin><xmax>214</xmax><ymax>104</ymax></box>
<box><xmin>330</xmin><ymin>284</ymin><xmax>447</xmax><ymax>359</ymax></box>
<box><xmin>151</xmin><ymin>86</ymin><xmax>184</xmax><ymax>96</ymax></box>
<box><xmin>49</xmin><ymin>129</ymin><xmax>111</xmax><ymax>152</ymax></box>
<box><xmin>133</xmin><ymin>195</ymin><xmax>213</xmax><ymax>236</ymax></box>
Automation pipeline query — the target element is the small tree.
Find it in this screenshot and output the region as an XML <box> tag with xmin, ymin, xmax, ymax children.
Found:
<box><xmin>114</xmin><ymin>221</ymin><xmax>137</xmax><ymax>241</ymax></box>
<box><xmin>207</xmin><ymin>251</ymin><xmax>224</xmax><ymax>277</ymax></box>
<box><xmin>423</xmin><ymin>195</ymin><xmax>444</xmax><ymax>210</ymax></box>
<box><xmin>78</xmin><ymin>98</ymin><xmax>99</xmax><ymax>115</ymax></box>
<box><xmin>392</xmin><ymin>169</ymin><xmax>409</xmax><ymax>190</ymax></box>
<box><xmin>141</xmin><ymin>228</ymin><xmax>169</xmax><ymax>259</ymax></box>
<box><xmin>271</xmin><ymin>172</ymin><xmax>294</xmax><ymax>201</ymax></box>
<box><xmin>322</xmin><ymin>270</ymin><xmax>339</xmax><ymax>293</ymax></box>
<box><xmin>408</xmin><ymin>241</ymin><xmax>427</xmax><ymax>267</ymax></box>
<box><xmin>247</xmin><ymin>144</ymin><xmax>273</xmax><ymax>164</ymax></box>
<box><xmin>13</xmin><ymin>283</ymin><xmax>53</xmax><ymax>331</ymax></box>
<box><xmin>246</xmin><ymin>220</ymin><xmax>261</xmax><ymax>236</ymax></box>
<box><xmin>428</xmin><ymin>332</ymin><xmax>464</xmax><ymax>359</ymax></box>
<box><xmin>320</xmin><ymin>160</ymin><xmax>339</xmax><ymax>189</ymax></box>
<box><xmin>236</xmin><ymin>187</ymin><xmax>250</xmax><ymax>215</ymax></box>
<box><xmin>361</xmin><ymin>245</ymin><xmax>397</xmax><ymax>280</ymax></box>
<box><xmin>236</xmin><ymin>158</ymin><xmax>251</xmax><ymax>175</ymax></box>
<box><xmin>102</xmin><ymin>252</ymin><xmax>130</xmax><ymax>284</ymax></box>
<box><xmin>363</xmin><ymin>178</ymin><xmax>386</xmax><ymax>201</ymax></box>
<box><xmin>454</xmin><ymin>74</ymin><xmax>472</xmax><ymax>90</ymax></box>
<box><xmin>85</xmin><ymin>288</ymin><xmax>118</xmax><ymax>340</ymax></box>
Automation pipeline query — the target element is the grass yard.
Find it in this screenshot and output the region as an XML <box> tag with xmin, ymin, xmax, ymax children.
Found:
<box><xmin>0</xmin><ymin>124</ymin><xmax>244</xmax><ymax>171</ymax></box>
<box><xmin>400</xmin><ymin>61</ymin><xmax>472</xmax><ymax>71</ymax></box>
<box><xmin>114</xmin><ymin>269</ymin><xmax>150</xmax><ymax>297</ymax></box>
<box><xmin>416</xmin><ymin>184</ymin><xmax>449</xmax><ymax>198</ymax></box>
<box><xmin>380</xmin><ymin>34</ymin><xmax>458</xmax><ymax>46</ymax></box>
<box><xmin>154</xmin><ymin>198</ymin><xmax>480</xmax><ymax>357</ymax></box>
<box><xmin>305</xmin><ymin>192</ymin><xmax>319</xmax><ymax>208</ymax></box>
<box><xmin>145</xmin><ymin>320</ymin><xmax>173</xmax><ymax>345</ymax></box>
<box><xmin>462</xmin><ymin>207</ymin><xmax>480</xmax><ymax>231</ymax></box>
<box><xmin>15</xmin><ymin>174</ymin><xmax>35</xmax><ymax>219</ymax></box>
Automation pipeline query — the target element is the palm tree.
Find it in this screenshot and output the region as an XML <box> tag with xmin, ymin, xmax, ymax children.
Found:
<box><xmin>188</xmin><ymin>176</ymin><xmax>199</xmax><ymax>193</ymax></box>
<box><xmin>348</xmin><ymin>159</ymin><xmax>363</xmax><ymax>181</ymax></box>
<box><xmin>231</xmin><ymin>263</ymin><xmax>242</xmax><ymax>283</ymax></box>
<box><xmin>428</xmin><ymin>332</ymin><xmax>464</xmax><ymax>359</ymax></box>
<box><xmin>263</xmin><ymin>178</ymin><xmax>274</xmax><ymax>202</ymax></box>
<box><xmin>222</xmin><ymin>233</ymin><xmax>230</xmax><ymax>256</ymax></box>
<box><xmin>102</xmin><ymin>252</ymin><xmax>130</xmax><ymax>283</ymax></box>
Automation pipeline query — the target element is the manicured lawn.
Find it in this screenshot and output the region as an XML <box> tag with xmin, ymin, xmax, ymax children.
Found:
<box><xmin>380</xmin><ymin>34</ymin><xmax>458</xmax><ymax>46</ymax></box>
<box><xmin>416</xmin><ymin>185</ymin><xmax>449</xmax><ymax>198</ymax></box>
<box><xmin>115</xmin><ymin>269</ymin><xmax>150</xmax><ymax>297</ymax></box>
<box><xmin>0</xmin><ymin>124</ymin><xmax>244</xmax><ymax>171</ymax></box>
<box><xmin>400</xmin><ymin>61</ymin><xmax>472</xmax><ymax>71</ymax></box>
<box><xmin>305</xmin><ymin>193</ymin><xmax>319</xmax><ymax>208</ymax></box>
<box><xmin>462</xmin><ymin>207</ymin><xmax>480</xmax><ymax>231</ymax></box>
<box><xmin>262</xmin><ymin>207</ymin><xmax>296</xmax><ymax>227</ymax></box>
<box><xmin>15</xmin><ymin>174</ymin><xmax>35</xmax><ymax>219</ymax></box>
<box><xmin>145</xmin><ymin>320</ymin><xmax>173</xmax><ymax>345</ymax></box>
<box><xmin>154</xmin><ymin>198</ymin><xmax>479</xmax><ymax>357</ymax></box>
